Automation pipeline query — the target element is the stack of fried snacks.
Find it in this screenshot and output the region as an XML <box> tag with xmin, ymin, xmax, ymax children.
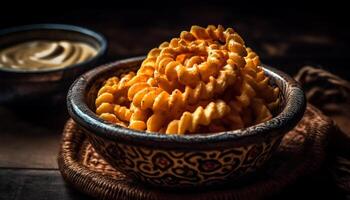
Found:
<box><xmin>95</xmin><ymin>25</ymin><xmax>280</xmax><ymax>135</ymax></box>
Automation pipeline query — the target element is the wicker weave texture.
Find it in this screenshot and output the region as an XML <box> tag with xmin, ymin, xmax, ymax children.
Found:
<box><xmin>58</xmin><ymin>105</ymin><xmax>333</xmax><ymax>200</ymax></box>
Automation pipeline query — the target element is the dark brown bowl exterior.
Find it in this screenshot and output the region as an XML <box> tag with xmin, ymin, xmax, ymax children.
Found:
<box><xmin>0</xmin><ymin>24</ymin><xmax>107</xmax><ymax>104</ymax></box>
<box><xmin>67</xmin><ymin>57</ymin><xmax>306</xmax><ymax>188</ymax></box>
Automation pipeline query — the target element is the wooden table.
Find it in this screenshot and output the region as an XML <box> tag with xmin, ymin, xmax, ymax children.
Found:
<box><xmin>0</xmin><ymin>5</ymin><xmax>348</xmax><ymax>200</ymax></box>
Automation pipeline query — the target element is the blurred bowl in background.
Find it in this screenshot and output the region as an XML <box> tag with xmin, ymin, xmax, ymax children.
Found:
<box><xmin>0</xmin><ymin>24</ymin><xmax>107</xmax><ymax>104</ymax></box>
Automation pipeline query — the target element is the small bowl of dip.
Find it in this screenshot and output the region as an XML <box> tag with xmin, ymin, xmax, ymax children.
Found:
<box><xmin>0</xmin><ymin>24</ymin><xmax>107</xmax><ymax>104</ymax></box>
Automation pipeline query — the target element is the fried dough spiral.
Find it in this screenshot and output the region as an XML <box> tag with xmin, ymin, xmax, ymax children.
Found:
<box><xmin>95</xmin><ymin>25</ymin><xmax>280</xmax><ymax>135</ymax></box>
<box><xmin>166</xmin><ymin>100</ymin><xmax>231</xmax><ymax>134</ymax></box>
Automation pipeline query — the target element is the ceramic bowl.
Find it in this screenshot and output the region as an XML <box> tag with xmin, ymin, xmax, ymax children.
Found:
<box><xmin>0</xmin><ymin>24</ymin><xmax>107</xmax><ymax>104</ymax></box>
<box><xmin>67</xmin><ymin>56</ymin><xmax>306</xmax><ymax>188</ymax></box>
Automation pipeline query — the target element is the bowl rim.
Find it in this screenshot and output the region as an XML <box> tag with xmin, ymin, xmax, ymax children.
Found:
<box><xmin>67</xmin><ymin>56</ymin><xmax>306</xmax><ymax>149</ymax></box>
<box><xmin>0</xmin><ymin>23</ymin><xmax>107</xmax><ymax>74</ymax></box>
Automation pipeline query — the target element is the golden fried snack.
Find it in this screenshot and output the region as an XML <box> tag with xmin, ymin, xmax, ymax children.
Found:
<box><xmin>165</xmin><ymin>100</ymin><xmax>231</xmax><ymax>134</ymax></box>
<box><xmin>127</xmin><ymin>64</ymin><xmax>237</xmax><ymax>114</ymax></box>
<box><xmin>155</xmin><ymin>25</ymin><xmax>246</xmax><ymax>88</ymax></box>
<box><xmin>95</xmin><ymin>25</ymin><xmax>281</xmax><ymax>135</ymax></box>
<box><xmin>128</xmin><ymin>104</ymin><xmax>148</xmax><ymax>131</ymax></box>
<box><xmin>242</xmin><ymin>48</ymin><xmax>280</xmax><ymax>109</ymax></box>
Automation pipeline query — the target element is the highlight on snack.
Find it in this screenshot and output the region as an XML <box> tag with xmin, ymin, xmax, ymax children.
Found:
<box><xmin>95</xmin><ymin>25</ymin><xmax>280</xmax><ymax>135</ymax></box>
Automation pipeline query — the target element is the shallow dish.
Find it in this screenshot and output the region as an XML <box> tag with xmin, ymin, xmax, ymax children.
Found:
<box><xmin>0</xmin><ymin>24</ymin><xmax>107</xmax><ymax>103</ymax></box>
<box><xmin>67</xmin><ymin>56</ymin><xmax>306</xmax><ymax>188</ymax></box>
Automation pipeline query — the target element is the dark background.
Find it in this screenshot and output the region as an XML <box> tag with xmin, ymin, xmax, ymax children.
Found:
<box><xmin>0</xmin><ymin>1</ymin><xmax>349</xmax><ymax>199</ymax></box>
<box><xmin>1</xmin><ymin>1</ymin><xmax>349</xmax><ymax>79</ymax></box>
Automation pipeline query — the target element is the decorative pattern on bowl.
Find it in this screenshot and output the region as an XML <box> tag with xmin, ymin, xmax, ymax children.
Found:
<box><xmin>87</xmin><ymin>132</ymin><xmax>281</xmax><ymax>187</ymax></box>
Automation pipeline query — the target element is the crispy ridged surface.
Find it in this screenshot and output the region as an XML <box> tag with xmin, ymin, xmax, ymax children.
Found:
<box><xmin>95</xmin><ymin>25</ymin><xmax>280</xmax><ymax>134</ymax></box>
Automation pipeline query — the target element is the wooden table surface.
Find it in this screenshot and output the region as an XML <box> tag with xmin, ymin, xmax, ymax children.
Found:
<box><xmin>0</xmin><ymin>4</ymin><xmax>348</xmax><ymax>200</ymax></box>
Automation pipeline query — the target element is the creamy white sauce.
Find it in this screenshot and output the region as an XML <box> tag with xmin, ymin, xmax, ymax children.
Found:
<box><xmin>0</xmin><ymin>40</ymin><xmax>97</xmax><ymax>70</ymax></box>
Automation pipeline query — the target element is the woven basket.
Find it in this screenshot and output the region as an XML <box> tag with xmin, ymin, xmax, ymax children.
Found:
<box><xmin>58</xmin><ymin>104</ymin><xmax>334</xmax><ymax>200</ymax></box>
